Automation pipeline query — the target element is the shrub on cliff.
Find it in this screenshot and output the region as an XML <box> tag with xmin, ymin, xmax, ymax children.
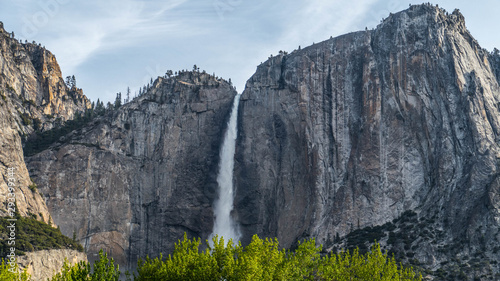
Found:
<box><xmin>0</xmin><ymin>216</ymin><xmax>84</xmax><ymax>256</ymax></box>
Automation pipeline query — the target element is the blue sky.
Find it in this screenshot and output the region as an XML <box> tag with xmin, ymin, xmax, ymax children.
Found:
<box><xmin>1</xmin><ymin>0</ymin><xmax>499</xmax><ymax>103</ymax></box>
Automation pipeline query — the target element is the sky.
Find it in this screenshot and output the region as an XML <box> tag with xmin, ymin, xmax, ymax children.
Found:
<box><xmin>0</xmin><ymin>0</ymin><xmax>499</xmax><ymax>103</ymax></box>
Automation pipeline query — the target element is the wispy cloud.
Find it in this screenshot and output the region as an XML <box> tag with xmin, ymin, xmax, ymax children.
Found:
<box><xmin>2</xmin><ymin>0</ymin><xmax>499</xmax><ymax>102</ymax></box>
<box><xmin>221</xmin><ymin>0</ymin><xmax>380</xmax><ymax>91</ymax></box>
<box><xmin>43</xmin><ymin>0</ymin><xmax>193</xmax><ymax>75</ymax></box>
<box><xmin>276</xmin><ymin>0</ymin><xmax>380</xmax><ymax>50</ymax></box>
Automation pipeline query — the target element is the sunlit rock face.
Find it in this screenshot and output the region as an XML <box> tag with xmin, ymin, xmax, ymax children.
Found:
<box><xmin>0</xmin><ymin>22</ymin><xmax>89</xmax><ymax>224</ymax></box>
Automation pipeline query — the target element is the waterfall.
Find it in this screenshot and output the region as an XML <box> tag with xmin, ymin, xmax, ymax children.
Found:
<box><xmin>210</xmin><ymin>94</ymin><xmax>241</xmax><ymax>243</ymax></box>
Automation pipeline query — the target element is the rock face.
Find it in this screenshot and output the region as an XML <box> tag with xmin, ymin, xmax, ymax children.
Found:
<box><xmin>8</xmin><ymin>4</ymin><xmax>500</xmax><ymax>279</ymax></box>
<box><xmin>17</xmin><ymin>249</ymin><xmax>87</xmax><ymax>281</ymax></box>
<box><xmin>235</xmin><ymin>4</ymin><xmax>500</xmax><ymax>276</ymax></box>
<box><xmin>0</xmin><ymin>22</ymin><xmax>92</xmax><ymax>281</ymax></box>
<box><xmin>27</xmin><ymin>72</ymin><xmax>237</xmax><ymax>267</ymax></box>
<box><xmin>0</xmin><ymin>23</ymin><xmax>91</xmax><ymax>130</ymax></box>
<box><xmin>0</xmin><ymin>22</ymin><xmax>89</xmax><ymax>223</ymax></box>
<box><xmin>490</xmin><ymin>49</ymin><xmax>500</xmax><ymax>84</ymax></box>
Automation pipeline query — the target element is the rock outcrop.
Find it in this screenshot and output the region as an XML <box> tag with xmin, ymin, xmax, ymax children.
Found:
<box><xmin>17</xmin><ymin>249</ymin><xmax>87</xmax><ymax>281</ymax></box>
<box><xmin>0</xmin><ymin>22</ymin><xmax>91</xmax><ymax>280</ymax></box>
<box><xmin>0</xmin><ymin>22</ymin><xmax>89</xmax><ymax>223</ymax></box>
<box><xmin>27</xmin><ymin>72</ymin><xmax>237</xmax><ymax>267</ymax></box>
<box><xmin>490</xmin><ymin>49</ymin><xmax>500</xmax><ymax>84</ymax></box>
<box><xmin>0</xmin><ymin>22</ymin><xmax>91</xmax><ymax>131</ymax></box>
<box><xmin>235</xmin><ymin>4</ymin><xmax>500</xmax><ymax>277</ymax></box>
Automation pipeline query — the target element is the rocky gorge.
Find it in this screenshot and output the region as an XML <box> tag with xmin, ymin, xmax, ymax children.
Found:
<box><xmin>1</xmin><ymin>3</ymin><xmax>500</xmax><ymax>280</ymax></box>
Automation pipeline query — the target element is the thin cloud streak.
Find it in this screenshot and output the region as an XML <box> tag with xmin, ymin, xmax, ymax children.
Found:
<box><xmin>46</xmin><ymin>0</ymin><xmax>193</xmax><ymax>75</ymax></box>
<box><xmin>0</xmin><ymin>0</ymin><xmax>499</xmax><ymax>102</ymax></box>
<box><xmin>276</xmin><ymin>0</ymin><xmax>379</xmax><ymax>50</ymax></box>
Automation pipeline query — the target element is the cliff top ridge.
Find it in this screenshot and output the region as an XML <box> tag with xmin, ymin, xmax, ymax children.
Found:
<box><xmin>378</xmin><ymin>3</ymin><xmax>467</xmax><ymax>33</ymax></box>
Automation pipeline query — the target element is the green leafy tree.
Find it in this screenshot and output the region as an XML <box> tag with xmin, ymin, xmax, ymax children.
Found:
<box><xmin>135</xmin><ymin>234</ymin><xmax>217</xmax><ymax>281</ymax></box>
<box><xmin>53</xmin><ymin>235</ymin><xmax>421</xmax><ymax>281</ymax></box>
<box><xmin>0</xmin><ymin>259</ymin><xmax>30</xmax><ymax>281</ymax></box>
<box><xmin>317</xmin><ymin>243</ymin><xmax>421</xmax><ymax>281</ymax></box>
<box><xmin>134</xmin><ymin>234</ymin><xmax>421</xmax><ymax>281</ymax></box>
<box><xmin>50</xmin><ymin>250</ymin><xmax>120</xmax><ymax>281</ymax></box>
<box><xmin>50</xmin><ymin>260</ymin><xmax>90</xmax><ymax>281</ymax></box>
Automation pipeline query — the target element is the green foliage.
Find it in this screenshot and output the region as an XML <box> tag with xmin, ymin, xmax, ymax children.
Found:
<box><xmin>50</xmin><ymin>234</ymin><xmax>421</xmax><ymax>281</ymax></box>
<box><xmin>0</xmin><ymin>216</ymin><xmax>84</xmax><ymax>257</ymax></box>
<box><xmin>0</xmin><ymin>259</ymin><xmax>30</xmax><ymax>281</ymax></box>
<box><xmin>114</xmin><ymin>92</ymin><xmax>122</xmax><ymax>109</ymax></box>
<box><xmin>19</xmin><ymin>113</ymin><xmax>32</xmax><ymax>126</ymax></box>
<box><xmin>91</xmin><ymin>250</ymin><xmax>120</xmax><ymax>280</ymax></box>
<box><xmin>28</xmin><ymin>178</ymin><xmax>37</xmax><ymax>192</ymax></box>
<box><xmin>50</xmin><ymin>250</ymin><xmax>120</xmax><ymax>281</ymax></box>
<box><xmin>23</xmin><ymin>111</ymin><xmax>95</xmax><ymax>157</ymax></box>
<box><xmin>94</xmin><ymin>99</ymin><xmax>105</xmax><ymax>115</ymax></box>
<box><xmin>318</xmin><ymin>244</ymin><xmax>421</xmax><ymax>281</ymax></box>
<box><xmin>22</xmin><ymin>100</ymin><xmax>125</xmax><ymax>156</ymax></box>
<box><xmin>346</xmin><ymin>224</ymin><xmax>388</xmax><ymax>252</ymax></box>
<box><xmin>133</xmin><ymin>234</ymin><xmax>421</xmax><ymax>281</ymax></box>
<box><xmin>33</xmin><ymin>118</ymin><xmax>42</xmax><ymax>131</ymax></box>
<box><xmin>50</xmin><ymin>260</ymin><xmax>90</xmax><ymax>281</ymax></box>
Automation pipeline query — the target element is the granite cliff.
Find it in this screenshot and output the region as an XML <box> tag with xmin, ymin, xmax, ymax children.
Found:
<box><xmin>235</xmin><ymin>4</ymin><xmax>500</xmax><ymax>279</ymax></box>
<box><xmin>2</xmin><ymin>3</ymin><xmax>500</xmax><ymax>280</ymax></box>
<box><xmin>27</xmin><ymin>72</ymin><xmax>237</xmax><ymax>266</ymax></box>
<box><xmin>0</xmin><ymin>21</ymin><xmax>89</xmax><ymax>223</ymax></box>
<box><xmin>0</xmin><ymin>21</ymin><xmax>91</xmax><ymax>279</ymax></box>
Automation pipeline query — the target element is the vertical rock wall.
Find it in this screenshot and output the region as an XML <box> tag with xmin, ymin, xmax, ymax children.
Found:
<box><xmin>235</xmin><ymin>6</ymin><xmax>500</xmax><ymax>270</ymax></box>
<box><xmin>27</xmin><ymin>73</ymin><xmax>237</xmax><ymax>267</ymax></box>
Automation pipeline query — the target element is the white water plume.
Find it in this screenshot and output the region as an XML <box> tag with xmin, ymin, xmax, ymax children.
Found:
<box><xmin>209</xmin><ymin>94</ymin><xmax>241</xmax><ymax>244</ymax></box>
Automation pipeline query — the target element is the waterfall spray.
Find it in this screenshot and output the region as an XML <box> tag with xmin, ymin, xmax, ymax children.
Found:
<box><xmin>210</xmin><ymin>94</ymin><xmax>241</xmax><ymax>243</ymax></box>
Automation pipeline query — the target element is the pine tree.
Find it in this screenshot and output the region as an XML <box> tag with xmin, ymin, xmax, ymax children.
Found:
<box><xmin>95</xmin><ymin>99</ymin><xmax>105</xmax><ymax>115</ymax></box>
<box><xmin>114</xmin><ymin>92</ymin><xmax>122</xmax><ymax>109</ymax></box>
<box><xmin>65</xmin><ymin>76</ymin><xmax>72</xmax><ymax>88</ymax></box>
